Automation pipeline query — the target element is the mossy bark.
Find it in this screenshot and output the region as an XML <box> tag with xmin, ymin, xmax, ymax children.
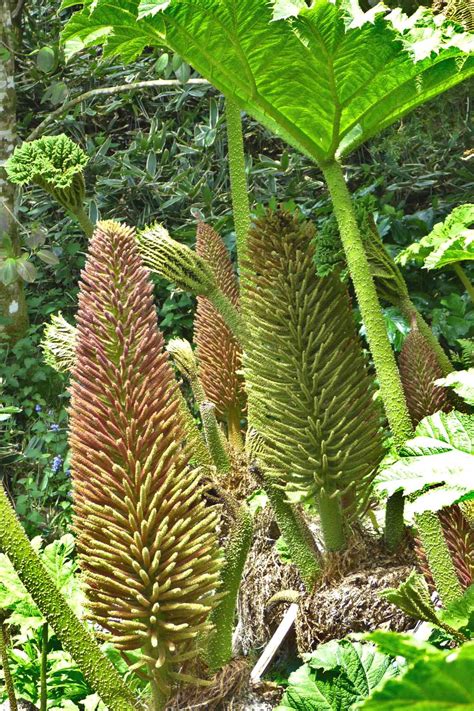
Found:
<box><xmin>416</xmin><ymin>511</ymin><xmax>463</xmax><ymax>607</ymax></box>
<box><xmin>0</xmin><ymin>0</ymin><xmax>28</xmax><ymax>343</ymax></box>
<box><xmin>0</xmin><ymin>484</ymin><xmax>137</xmax><ymax>710</ymax></box>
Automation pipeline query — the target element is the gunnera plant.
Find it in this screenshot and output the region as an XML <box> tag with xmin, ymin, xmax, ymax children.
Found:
<box><xmin>399</xmin><ymin>320</ymin><xmax>453</xmax><ymax>427</ymax></box>
<box><xmin>194</xmin><ymin>223</ymin><xmax>245</xmax><ymax>448</ymax></box>
<box><xmin>244</xmin><ymin>209</ymin><xmax>385</xmax><ymax>552</ymax></box>
<box><xmin>69</xmin><ymin>220</ymin><xmax>222</xmax><ymax>707</ymax></box>
<box><xmin>5</xmin><ymin>135</ymin><xmax>93</xmax><ymax>236</ymax></box>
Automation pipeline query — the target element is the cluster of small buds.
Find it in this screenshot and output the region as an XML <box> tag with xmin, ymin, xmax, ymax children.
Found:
<box><xmin>52</xmin><ymin>455</ymin><xmax>63</xmax><ymax>473</ymax></box>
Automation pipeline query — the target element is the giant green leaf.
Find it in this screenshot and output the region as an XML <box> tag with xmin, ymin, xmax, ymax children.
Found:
<box><xmin>398</xmin><ymin>204</ymin><xmax>474</xmax><ymax>270</ymax></box>
<box><xmin>436</xmin><ymin>368</ymin><xmax>474</xmax><ymax>407</ymax></box>
<box><xmin>63</xmin><ymin>0</ymin><xmax>474</xmax><ymax>163</ymax></box>
<box><xmin>276</xmin><ymin>640</ymin><xmax>397</xmax><ymax>710</ymax></box>
<box><xmin>359</xmin><ymin>641</ymin><xmax>474</xmax><ymax>710</ymax></box>
<box><xmin>375</xmin><ymin>411</ymin><xmax>474</xmax><ymax>518</ymax></box>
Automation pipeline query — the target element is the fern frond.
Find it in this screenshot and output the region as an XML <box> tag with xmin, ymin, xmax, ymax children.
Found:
<box><xmin>69</xmin><ymin>221</ymin><xmax>221</xmax><ymax>694</ymax></box>
<box><xmin>399</xmin><ymin>323</ymin><xmax>452</xmax><ymax>427</ymax></box>
<box><xmin>194</xmin><ymin>223</ymin><xmax>244</xmax><ymax>429</ymax></box>
<box><xmin>243</xmin><ymin>209</ymin><xmax>384</xmax><ymax>549</ymax></box>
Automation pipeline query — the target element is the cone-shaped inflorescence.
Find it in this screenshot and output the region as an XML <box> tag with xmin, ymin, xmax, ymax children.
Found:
<box><xmin>138</xmin><ymin>225</ymin><xmax>247</xmax><ymax>345</ymax></box>
<box><xmin>69</xmin><ymin>221</ymin><xmax>221</xmax><ymax>700</ymax></box>
<box><xmin>194</xmin><ymin>223</ymin><xmax>244</xmax><ymax>435</ymax></box>
<box><xmin>399</xmin><ymin>321</ymin><xmax>452</xmax><ymax>427</ymax></box>
<box><xmin>416</xmin><ymin>505</ymin><xmax>474</xmax><ymax>592</ymax></box>
<box><xmin>5</xmin><ymin>136</ymin><xmax>92</xmax><ymax>235</ymax></box>
<box><xmin>41</xmin><ymin>312</ymin><xmax>77</xmax><ymax>373</ymax></box>
<box><xmin>244</xmin><ymin>209</ymin><xmax>385</xmax><ymax>551</ymax></box>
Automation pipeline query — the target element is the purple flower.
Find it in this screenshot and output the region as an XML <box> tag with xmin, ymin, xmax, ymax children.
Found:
<box><xmin>50</xmin><ymin>423</ymin><xmax>60</xmax><ymax>432</ymax></box>
<box><xmin>34</xmin><ymin>404</ymin><xmax>42</xmax><ymax>413</ymax></box>
<box><xmin>52</xmin><ymin>455</ymin><xmax>63</xmax><ymax>473</ymax></box>
<box><xmin>65</xmin><ymin>468</ymin><xmax>71</xmax><ymax>478</ymax></box>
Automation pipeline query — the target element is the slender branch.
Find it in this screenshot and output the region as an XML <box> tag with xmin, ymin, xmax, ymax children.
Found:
<box><xmin>26</xmin><ymin>79</ymin><xmax>211</xmax><ymax>142</ymax></box>
<box><xmin>452</xmin><ymin>263</ymin><xmax>474</xmax><ymax>304</ymax></box>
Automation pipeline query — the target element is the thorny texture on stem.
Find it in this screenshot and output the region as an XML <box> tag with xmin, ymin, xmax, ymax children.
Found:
<box><xmin>321</xmin><ymin>160</ymin><xmax>413</xmax><ymax>448</ymax></box>
<box><xmin>194</xmin><ymin>223</ymin><xmax>244</xmax><ymax>430</ymax></box>
<box><xmin>225</xmin><ymin>97</ymin><xmax>251</xmax><ymax>271</ymax></box>
<box><xmin>415</xmin><ymin>510</ymin><xmax>463</xmax><ymax>608</ymax></box>
<box><xmin>0</xmin><ymin>0</ymin><xmax>28</xmax><ymax>341</ymax></box>
<box><xmin>0</xmin><ymin>618</ymin><xmax>17</xmax><ymax>711</ymax></box>
<box><xmin>69</xmin><ymin>221</ymin><xmax>221</xmax><ymax>698</ymax></box>
<box><xmin>399</xmin><ymin>320</ymin><xmax>453</xmax><ymax>427</ymax></box>
<box><xmin>243</xmin><ymin>209</ymin><xmax>384</xmax><ymax>551</ymax></box>
<box><xmin>415</xmin><ymin>505</ymin><xmax>474</xmax><ymax>592</ymax></box>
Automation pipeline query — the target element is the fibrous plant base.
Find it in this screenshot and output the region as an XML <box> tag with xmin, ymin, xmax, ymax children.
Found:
<box><xmin>69</xmin><ymin>221</ymin><xmax>221</xmax><ymax>695</ymax></box>
<box><xmin>244</xmin><ymin>209</ymin><xmax>384</xmax><ymax>543</ymax></box>
<box><xmin>194</xmin><ymin>223</ymin><xmax>244</xmax><ymax>426</ymax></box>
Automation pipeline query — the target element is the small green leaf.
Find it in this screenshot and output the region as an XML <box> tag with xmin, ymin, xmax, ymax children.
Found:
<box><xmin>36</xmin><ymin>249</ymin><xmax>60</xmax><ymax>266</ymax></box>
<box><xmin>24</xmin><ymin>227</ymin><xmax>47</xmax><ymax>250</ymax></box>
<box><xmin>154</xmin><ymin>52</ymin><xmax>169</xmax><ymax>74</ymax></box>
<box><xmin>36</xmin><ymin>46</ymin><xmax>57</xmax><ymax>73</ymax></box>
<box><xmin>0</xmin><ymin>258</ymin><xmax>18</xmax><ymax>285</ymax></box>
<box><xmin>16</xmin><ymin>258</ymin><xmax>38</xmax><ymax>283</ymax></box>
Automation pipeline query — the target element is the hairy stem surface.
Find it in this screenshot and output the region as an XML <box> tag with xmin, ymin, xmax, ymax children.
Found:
<box><xmin>321</xmin><ymin>160</ymin><xmax>413</xmax><ymax>446</ymax></box>
<box><xmin>416</xmin><ymin>511</ymin><xmax>463</xmax><ymax>607</ymax></box>
<box><xmin>321</xmin><ymin>160</ymin><xmax>413</xmax><ymax>550</ymax></box>
<box><xmin>225</xmin><ymin>97</ymin><xmax>251</xmax><ymax>272</ymax></box>
<box><xmin>264</xmin><ymin>480</ymin><xmax>321</xmax><ymax>589</ymax></box>
<box><xmin>318</xmin><ymin>490</ymin><xmax>345</xmax><ymax>552</ymax></box>
<box><xmin>0</xmin><ymin>621</ymin><xmax>17</xmax><ymax>711</ymax></box>
<box><xmin>205</xmin><ymin>503</ymin><xmax>253</xmax><ymax>672</ymax></box>
<box><xmin>0</xmin><ymin>485</ymin><xmax>137</xmax><ymax>711</ymax></box>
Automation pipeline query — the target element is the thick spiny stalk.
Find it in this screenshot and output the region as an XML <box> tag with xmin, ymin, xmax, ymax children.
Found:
<box><xmin>69</xmin><ymin>221</ymin><xmax>222</xmax><ymax>702</ymax></box>
<box><xmin>225</xmin><ymin>97</ymin><xmax>251</xmax><ymax>272</ymax></box>
<box><xmin>194</xmin><ymin>223</ymin><xmax>244</xmax><ymax>445</ymax></box>
<box><xmin>0</xmin><ymin>618</ymin><xmax>17</xmax><ymax>711</ymax></box>
<box><xmin>244</xmin><ymin>209</ymin><xmax>384</xmax><ymax>552</ymax></box>
<box><xmin>320</xmin><ymin>160</ymin><xmax>414</xmax><ymax>550</ymax></box>
<box><xmin>415</xmin><ymin>511</ymin><xmax>463</xmax><ymax>607</ymax></box>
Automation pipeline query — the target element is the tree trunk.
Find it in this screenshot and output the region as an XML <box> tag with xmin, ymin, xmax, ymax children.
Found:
<box><xmin>0</xmin><ymin>0</ymin><xmax>28</xmax><ymax>343</ymax></box>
